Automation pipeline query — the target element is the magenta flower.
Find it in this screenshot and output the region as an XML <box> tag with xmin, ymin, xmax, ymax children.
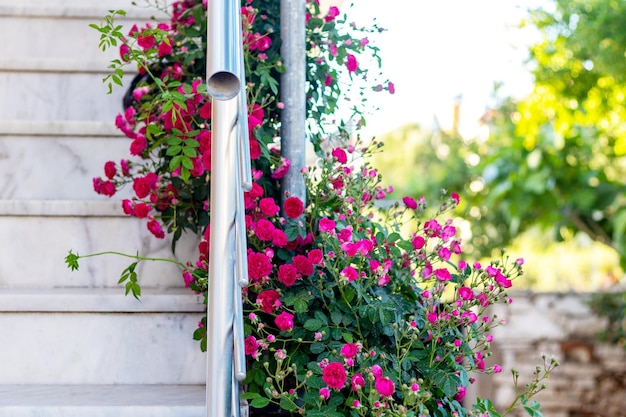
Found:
<box><xmin>351</xmin><ymin>373</ymin><xmax>365</xmax><ymax>391</ymax></box>
<box><xmin>458</xmin><ymin>286</ymin><xmax>474</xmax><ymax>301</ymax></box>
<box><xmin>340</xmin><ymin>342</ymin><xmax>358</xmax><ymax>359</ymax></box>
<box><xmin>322</xmin><ymin>362</ymin><xmax>347</xmax><ymax>390</ymax></box>
<box><xmin>434</xmin><ymin>268</ymin><xmax>452</xmax><ymax>281</ymax></box>
<box><xmin>284</xmin><ymin>196</ymin><xmax>304</xmax><ymax>218</ymax></box>
<box><xmin>402</xmin><ymin>196</ymin><xmax>418</xmax><ymax>209</ymax></box>
<box><xmin>340</xmin><ymin>266</ymin><xmax>358</xmax><ymax>282</ymax></box>
<box><xmin>274</xmin><ymin>312</ymin><xmax>294</xmax><ymax>331</ymax></box>
<box><xmin>324</xmin><ymin>6</ymin><xmax>340</xmax><ymax>22</ymax></box>
<box><xmin>318</xmin><ymin>218</ymin><xmax>336</xmax><ymax>234</ymax></box>
<box><xmin>375</xmin><ymin>376</ymin><xmax>395</xmax><ymax>397</ymax></box>
<box><xmin>331</xmin><ymin>147</ymin><xmax>348</xmax><ymax>164</ymax></box>
<box><xmin>346</xmin><ymin>54</ymin><xmax>358</xmax><ymax>73</ymax></box>
<box><xmin>147</xmin><ymin>219</ymin><xmax>165</xmax><ymax>239</ymax></box>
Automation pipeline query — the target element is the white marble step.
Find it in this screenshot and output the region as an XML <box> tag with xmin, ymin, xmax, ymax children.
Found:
<box><xmin>0</xmin><ymin>288</ymin><xmax>206</xmax><ymax>385</ymax></box>
<box><xmin>0</xmin><ymin>385</ymin><xmax>205</xmax><ymax>417</ymax></box>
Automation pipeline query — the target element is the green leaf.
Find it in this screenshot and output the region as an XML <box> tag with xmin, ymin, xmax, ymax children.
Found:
<box><xmin>310</xmin><ymin>341</ymin><xmax>326</xmax><ymax>354</ymax></box>
<box><xmin>433</xmin><ymin>370</ymin><xmax>460</xmax><ymax>398</ymax></box>
<box><xmin>304</xmin><ymin>318</ymin><xmax>324</xmax><ymax>331</ymax></box>
<box><xmin>330</xmin><ymin>309</ymin><xmax>343</xmax><ymax>325</ymax></box>
<box><xmin>294</xmin><ymin>299</ymin><xmax>308</xmax><ymax>313</ymax></box>
<box><xmin>182</xmin><ymin>146</ymin><xmax>197</xmax><ymax>157</ymax></box>
<box><xmin>279</xmin><ymin>396</ymin><xmax>298</xmax><ymax>412</ymax></box>
<box><xmin>166</xmin><ymin>145</ymin><xmax>182</xmax><ymax>156</ymax></box>
<box><xmin>387</xmin><ymin>232</ymin><xmax>401</xmax><ymax>242</ymax></box>
<box><xmin>169</xmin><ymin>155</ymin><xmax>183</xmax><ymax>171</ymax></box>
<box><xmin>249</xmin><ymin>396</ymin><xmax>271</xmax><ymax>408</ymax></box>
<box><xmin>314</xmin><ymin>310</ymin><xmax>329</xmax><ymax>325</ymax></box>
<box><xmin>64</xmin><ymin>251</ymin><xmax>80</xmax><ymax>271</ymax></box>
<box><xmin>396</xmin><ymin>240</ymin><xmax>415</xmax><ymax>252</ymax></box>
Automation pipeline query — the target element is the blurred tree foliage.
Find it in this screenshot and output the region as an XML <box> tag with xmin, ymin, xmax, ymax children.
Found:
<box><xmin>376</xmin><ymin>0</ymin><xmax>626</xmax><ymax>269</ymax></box>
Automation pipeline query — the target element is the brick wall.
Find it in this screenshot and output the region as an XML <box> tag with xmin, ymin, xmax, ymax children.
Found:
<box><xmin>469</xmin><ymin>291</ymin><xmax>626</xmax><ymax>417</ymax></box>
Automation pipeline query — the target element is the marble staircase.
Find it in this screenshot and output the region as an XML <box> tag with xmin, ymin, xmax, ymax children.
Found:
<box><xmin>0</xmin><ymin>1</ymin><xmax>208</xmax><ymax>414</ymax></box>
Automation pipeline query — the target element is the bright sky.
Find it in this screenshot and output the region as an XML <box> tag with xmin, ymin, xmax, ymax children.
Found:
<box><xmin>345</xmin><ymin>0</ymin><xmax>546</xmax><ymax>138</ymax></box>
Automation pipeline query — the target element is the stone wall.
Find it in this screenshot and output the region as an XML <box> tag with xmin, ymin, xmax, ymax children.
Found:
<box><xmin>469</xmin><ymin>291</ymin><xmax>626</xmax><ymax>417</ymax></box>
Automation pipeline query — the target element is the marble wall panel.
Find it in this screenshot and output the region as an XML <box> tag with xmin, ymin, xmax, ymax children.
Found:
<box><xmin>0</xmin><ymin>312</ymin><xmax>205</xmax><ymax>384</ymax></box>
<box><xmin>0</xmin><ymin>136</ymin><xmax>137</xmax><ymax>200</ymax></box>
<box><xmin>0</xmin><ymin>72</ymin><xmax>127</xmax><ymax>122</ymax></box>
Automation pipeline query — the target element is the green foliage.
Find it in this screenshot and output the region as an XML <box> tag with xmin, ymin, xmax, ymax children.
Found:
<box><xmin>588</xmin><ymin>291</ymin><xmax>626</xmax><ymax>348</ymax></box>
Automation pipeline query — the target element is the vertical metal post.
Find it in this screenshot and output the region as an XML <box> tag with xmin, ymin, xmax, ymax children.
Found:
<box><xmin>280</xmin><ymin>0</ymin><xmax>307</xmax><ymax>204</ymax></box>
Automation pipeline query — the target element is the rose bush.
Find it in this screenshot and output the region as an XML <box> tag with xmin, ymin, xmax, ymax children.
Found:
<box><xmin>67</xmin><ymin>1</ymin><xmax>557</xmax><ymax>416</ymax></box>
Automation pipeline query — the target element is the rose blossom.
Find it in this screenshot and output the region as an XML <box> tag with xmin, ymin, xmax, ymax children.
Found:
<box><xmin>274</xmin><ymin>311</ymin><xmax>294</xmax><ymax>331</ymax></box>
<box><xmin>256</xmin><ymin>290</ymin><xmax>281</xmax><ymax>313</ymax></box>
<box><xmin>318</xmin><ymin>218</ymin><xmax>336</xmax><ymax>234</ymax></box>
<box><xmin>402</xmin><ymin>196</ymin><xmax>418</xmax><ymax>209</ymax></box>
<box><xmin>340</xmin><ymin>342</ymin><xmax>358</xmax><ymax>359</ymax></box>
<box><xmin>292</xmin><ymin>254</ymin><xmax>314</xmax><ymax>276</ymax></box>
<box><xmin>147</xmin><ymin>219</ymin><xmax>165</xmax><ymax>239</ymax></box>
<box><xmin>277</xmin><ymin>264</ymin><xmax>298</xmax><ymax>287</ymax></box>
<box><xmin>375</xmin><ymin>376</ymin><xmax>395</xmax><ymax>397</ymax></box>
<box><xmin>346</xmin><ymin>53</ymin><xmax>358</xmax><ymax>73</ymax></box>
<box><xmin>244</xmin><ymin>336</ymin><xmax>258</xmax><ymax>356</ymax></box>
<box><xmin>247</xmin><ymin>251</ymin><xmax>273</xmax><ymax>282</ymax></box>
<box><xmin>307</xmin><ymin>249</ymin><xmax>324</xmax><ymax>265</ymax></box>
<box><xmin>458</xmin><ymin>286</ymin><xmax>474</xmax><ymax>301</ymax></box>
<box><xmin>283</xmin><ymin>196</ymin><xmax>304</xmax><ymax>218</ymax></box>
<box><xmin>259</xmin><ymin>197</ymin><xmax>280</xmax><ymax>216</ymax></box>
<box><xmin>331</xmin><ymin>147</ymin><xmax>347</xmax><ymax>164</ymax></box>
<box><xmin>351</xmin><ymin>373</ymin><xmax>365</xmax><ymax>391</ymax></box>
<box><xmin>322</xmin><ymin>362</ymin><xmax>347</xmax><ymax>390</ymax></box>
<box><xmin>340</xmin><ymin>266</ymin><xmax>358</xmax><ymax>282</ymax></box>
<box><xmin>254</xmin><ymin>218</ymin><xmax>275</xmax><ymax>241</ymax></box>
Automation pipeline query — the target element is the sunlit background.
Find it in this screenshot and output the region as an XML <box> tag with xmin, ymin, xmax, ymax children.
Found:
<box><xmin>341</xmin><ymin>0</ymin><xmax>624</xmax><ymax>292</ymax></box>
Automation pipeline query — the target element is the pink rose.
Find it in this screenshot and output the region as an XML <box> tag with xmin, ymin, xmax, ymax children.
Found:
<box><xmin>277</xmin><ymin>264</ymin><xmax>298</xmax><ymax>287</ymax></box>
<box><xmin>247</xmin><ymin>251</ymin><xmax>273</xmax><ymax>282</ymax></box>
<box><xmin>244</xmin><ymin>336</ymin><xmax>258</xmax><ymax>356</ymax></box>
<box><xmin>307</xmin><ymin>249</ymin><xmax>324</xmax><ymax>265</ymax></box>
<box><xmin>254</xmin><ymin>219</ymin><xmax>276</xmax><ymax>241</ymax></box>
<box><xmin>284</xmin><ymin>196</ymin><xmax>304</xmax><ymax>218</ymax></box>
<box><xmin>340</xmin><ymin>266</ymin><xmax>358</xmax><ymax>282</ymax></box>
<box><xmin>331</xmin><ymin>147</ymin><xmax>347</xmax><ymax>164</ymax></box>
<box><xmin>375</xmin><ymin>376</ymin><xmax>395</xmax><ymax>397</ymax></box>
<box><xmin>147</xmin><ymin>219</ymin><xmax>165</xmax><ymax>239</ymax></box>
<box><xmin>104</xmin><ymin>161</ymin><xmax>117</xmax><ymax>179</ymax></box>
<box><xmin>351</xmin><ymin>373</ymin><xmax>365</xmax><ymax>391</ymax></box>
<box><xmin>340</xmin><ymin>342</ymin><xmax>358</xmax><ymax>359</ymax></box>
<box><xmin>318</xmin><ymin>218</ymin><xmax>336</xmax><ymax>234</ymax></box>
<box><xmin>274</xmin><ymin>311</ymin><xmax>294</xmax><ymax>331</ymax></box>
<box><xmin>259</xmin><ymin>198</ymin><xmax>280</xmax><ymax>217</ymax></box>
<box><xmin>271</xmin><ymin>229</ymin><xmax>288</xmax><ymax>247</ymax></box>
<box><xmin>322</xmin><ymin>362</ymin><xmax>347</xmax><ymax>390</ymax></box>
<box><xmin>324</xmin><ymin>6</ymin><xmax>340</xmax><ymax>22</ymax></box>
<box><xmin>458</xmin><ymin>287</ymin><xmax>474</xmax><ymax>301</ymax></box>
<box><xmin>346</xmin><ymin>54</ymin><xmax>358</xmax><ymax>73</ymax></box>
<box><xmin>402</xmin><ymin>196</ymin><xmax>418</xmax><ymax>209</ymax></box>
<box><xmin>292</xmin><ymin>255</ymin><xmax>314</xmax><ymax>276</ymax></box>
<box><xmin>133</xmin><ymin>202</ymin><xmax>151</xmax><ymax>219</ymax></box>
<box><xmin>256</xmin><ymin>290</ymin><xmax>281</xmax><ymax>314</ymax></box>
<box><xmin>434</xmin><ymin>268</ymin><xmax>452</xmax><ymax>281</ymax></box>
